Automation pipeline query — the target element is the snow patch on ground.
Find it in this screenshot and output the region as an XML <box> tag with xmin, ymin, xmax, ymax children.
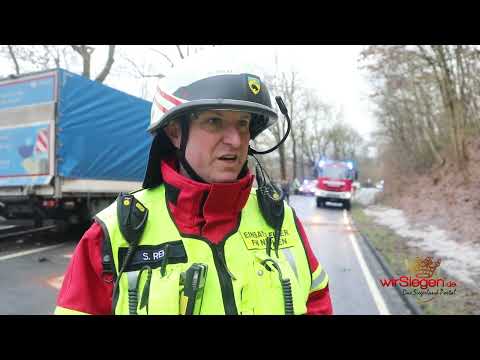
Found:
<box><xmin>354</xmin><ymin>188</ymin><xmax>381</xmax><ymax>206</ymax></box>
<box><xmin>364</xmin><ymin>205</ymin><xmax>480</xmax><ymax>288</ymax></box>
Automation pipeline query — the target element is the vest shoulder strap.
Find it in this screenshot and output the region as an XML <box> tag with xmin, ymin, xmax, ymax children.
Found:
<box><xmin>101</xmin><ymin>225</ymin><xmax>115</xmax><ymax>276</ymax></box>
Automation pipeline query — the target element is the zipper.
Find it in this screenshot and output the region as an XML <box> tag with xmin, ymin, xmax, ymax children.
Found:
<box><xmin>210</xmin><ymin>242</ymin><xmax>238</xmax><ymax>315</ymax></box>
<box><xmin>200</xmin><ymin>190</ymin><xmax>237</xmax><ymax>314</ymax></box>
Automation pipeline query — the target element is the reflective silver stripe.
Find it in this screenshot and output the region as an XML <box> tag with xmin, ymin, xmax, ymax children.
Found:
<box><xmin>311</xmin><ymin>269</ymin><xmax>327</xmax><ymax>290</ymax></box>
<box><xmin>281</xmin><ymin>248</ymin><xmax>298</xmax><ymax>280</ymax></box>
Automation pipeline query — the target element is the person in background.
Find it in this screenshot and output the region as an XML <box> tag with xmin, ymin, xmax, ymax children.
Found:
<box><xmin>281</xmin><ymin>179</ymin><xmax>291</xmax><ymax>204</ymax></box>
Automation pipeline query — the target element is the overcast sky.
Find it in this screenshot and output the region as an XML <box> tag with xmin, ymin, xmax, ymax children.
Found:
<box><xmin>0</xmin><ymin>45</ymin><xmax>377</xmax><ymax>140</ymax></box>
<box><xmin>106</xmin><ymin>45</ymin><xmax>377</xmax><ymax>140</ymax></box>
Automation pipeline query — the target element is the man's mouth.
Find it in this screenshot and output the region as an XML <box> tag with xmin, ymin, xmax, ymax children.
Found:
<box><xmin>218</xmin><ymin>155</ymin><xmax>238</xmax><ymax>162</ymax></box>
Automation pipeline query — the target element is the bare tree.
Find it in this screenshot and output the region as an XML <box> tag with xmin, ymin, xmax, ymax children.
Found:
<box><xmin>360</xmin><ymin>45</ymin><xmax>480</xmax><ymax>184</ymax></box>
<box><xmin>118</xmin><ymin>45</ymin><xmax>217</xmax><ymax>100</ymax></box>
<box><xmin>264</xmin><ymin>72</ymin><xmax>289</xmax><ymax>181</ymax></box>
<box><xmin>297</xmin><ymin>89</ymin><xmax>330</xmax><ymax>179</ymax></box>
<box><xmin>71</xmin><ymin>45</ymin><xmax>116</xmax><ymax>82</ymax></box>
<box><xmin>280</xmin><ymin>70</ymin><xmax>301</xmax><ymax>180</ymax></box>
<box><xmin>1</xmin><ymin>45</ymin><xmax>117</xmax><ymax>83</ymax></box>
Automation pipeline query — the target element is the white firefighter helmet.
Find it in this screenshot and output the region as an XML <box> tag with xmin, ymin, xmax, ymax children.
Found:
<box><xmin>148</xmin><ymin>49</ymin><xmax>278</xmax><ymax>139</ymax></box>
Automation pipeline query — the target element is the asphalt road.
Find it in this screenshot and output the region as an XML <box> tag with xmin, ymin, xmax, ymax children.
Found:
<box><xmin>0</xmin><ymin>195</ymin><xmax>413</xmax><ymax>315</ymax></box>
<box><xmin>0</xmin><ymin>234</ymin><xmax>77</xmax><ymax>315</ymax></box>
<box><xmin>290</xmin><ymin>195</ymin><xmax>413</xmax><ymax>315</ymax></box>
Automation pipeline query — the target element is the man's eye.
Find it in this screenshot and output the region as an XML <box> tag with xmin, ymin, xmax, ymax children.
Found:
<box><xmin>239</xmin><ymin>120</ymin><xmax>250</xmax><ymax>128</ymax></box>
<box><xmin>207</xmin><ymin>117</ymin><xmax>222</xmax><ymax>126</ymax></box>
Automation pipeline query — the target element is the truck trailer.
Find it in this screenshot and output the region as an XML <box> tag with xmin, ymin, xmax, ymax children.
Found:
<box><xmin>0</xmin><ymin>69</ymin><xmax>152</xmax><ymax>229</ymax></box>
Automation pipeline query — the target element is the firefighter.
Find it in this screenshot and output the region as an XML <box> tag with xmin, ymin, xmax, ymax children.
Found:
<box><xmin>54</xmin><ymin>53</ymin><xmax>332</xmax><ymax>315</ymax></box>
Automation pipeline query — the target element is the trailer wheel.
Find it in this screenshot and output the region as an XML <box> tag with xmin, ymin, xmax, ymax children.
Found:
<box><xmin>316</xmin><ymin>197</ymin><xmax>323</xmax><ymax>208</ymax></box>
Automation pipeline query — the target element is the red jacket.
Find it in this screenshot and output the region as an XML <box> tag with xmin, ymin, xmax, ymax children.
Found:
<box><xmin>57</xmin><ymin>159</ymin><xmax>333</xmax><ymax>315</ymax></box>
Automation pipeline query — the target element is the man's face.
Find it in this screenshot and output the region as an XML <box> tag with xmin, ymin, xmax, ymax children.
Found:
<box><xmin>166</xmin><ymin>110</ymin><xmax>252</xmax><ymax>183</ymax></box>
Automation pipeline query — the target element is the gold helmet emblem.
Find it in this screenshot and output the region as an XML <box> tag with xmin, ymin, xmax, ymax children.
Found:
<box><xmin>248</xmin><ymin>76</ymin><xmax>261</xmax><ymax>95</ymax></box>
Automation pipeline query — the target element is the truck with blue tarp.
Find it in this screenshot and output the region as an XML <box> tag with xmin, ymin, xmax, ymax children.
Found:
<box><xmin>0</xmin><ymin>69</ymin><xmax>152</xmax><ymax>228</ymax></box>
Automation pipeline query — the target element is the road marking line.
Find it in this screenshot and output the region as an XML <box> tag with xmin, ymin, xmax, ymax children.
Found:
<box><xmin>0</xmin><ymin>244</ymin><xmax>64</xmax><ymax>261</ymax></box>
<box><xmin>343</xmin><ymin>209</ymin><xmax>391</xmax><ymax>315</ymax></box>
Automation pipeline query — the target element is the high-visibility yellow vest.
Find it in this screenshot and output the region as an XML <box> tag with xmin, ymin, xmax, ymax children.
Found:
<box><xmin>80</xmin><ymin>185</ymin><xmax>328</xmax><ymax>315</ymax></box>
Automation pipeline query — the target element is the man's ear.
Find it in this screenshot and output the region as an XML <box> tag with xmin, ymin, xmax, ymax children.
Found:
<box><xmin>163</xmin><ymin>121</ymin><xmax>181</xmax><ymax>149</ymax></box>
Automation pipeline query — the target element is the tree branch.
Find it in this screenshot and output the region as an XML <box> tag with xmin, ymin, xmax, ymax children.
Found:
<box><xmin>7</xmin><ymin>45</ymin><xmax>20</xmax><ymax>75</ymax></box>
<box><xmin>123</xmin><ymin>56</ymin><xmax>165</xmax><ymax>79</ymax></box>
<box><xmin>71</xmin><ymin>45</ymin><xmax>82</xmax><ymax>55</ymax></box>
<box><xmin>176</xmin><ymin>45</ymin><xmax>185</xmax><ymax>60</ymax></box>
<box><xmin>149</xmin><ymin>47</ymin><xmax>175</xmax><ymax>68</ymax></box>
<box><xmin>95</xmin><ymin>45</ymin><xmax>116</xmax><ymax>83</ymax></box>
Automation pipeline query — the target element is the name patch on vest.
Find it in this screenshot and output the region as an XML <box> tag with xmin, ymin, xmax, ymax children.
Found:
<box><xmin>117</xmin><ymin>241</ymin><xmax>188</xmax><ymax>272</ymax></box>
<box><xmin>239</xmin><ymin>229</ymin><xmax>295</xmax><ymax>250</ymax></box>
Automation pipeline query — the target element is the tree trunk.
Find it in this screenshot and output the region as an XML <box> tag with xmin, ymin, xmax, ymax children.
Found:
<box><xmin>287</xmin><ymin>72</ymin><xmax>297</xmax><ymax>181</ymax></box>
<box><xmin>421</xmin><ymin>121</ymin><xmax>445</xmax><ymax>167</ymax></box>
<box><xmin>95</xmin><ymin>45</ymin><xmax>116</xmax><ymax>83</ymax></box>
<box><xmin>300</xmin><ymin>131</ymin><xmax>306</xmax><ymax>181</ymax></box>
<box><xmin>411</xmin><ymin>76</ymin><xmax>445</xmax><ymax>167</ymax></box>
<box><xmin>71</xmin><ymin>45</ymin><xmax>94</xmax><ymax>79</ymax></box>
<box><xmin>291</xmin><ymin>134</ymin><xmax>297</xmax><ymax>181</ymax></box>
<box><xmin>279</xmin><ymin>143</ymin><xmax>286</xmax><ymax>180</ymax></box>
<box><xmin>82</xmin><ymin>49</ymin><xmax>91</xmax><ymax>79</ymax></box>
<box><xmin>437</xmin><ymin>46</ymin><xmax>467</xmax><ymax>171</ymax></box>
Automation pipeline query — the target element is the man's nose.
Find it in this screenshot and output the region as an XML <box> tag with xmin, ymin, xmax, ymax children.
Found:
<box><xmin>222</xmin><ymin>125</ymin><xmax>242</xmax><ymax>147</ymax></box>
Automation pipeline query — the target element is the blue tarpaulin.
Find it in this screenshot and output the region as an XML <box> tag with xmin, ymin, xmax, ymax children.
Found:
<box><xmin>57</xmin><ymin>69</ymin><xmax>152</xmax><ymax>182</ymax></box>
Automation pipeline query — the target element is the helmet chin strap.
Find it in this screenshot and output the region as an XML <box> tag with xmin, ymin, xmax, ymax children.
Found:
<box><xmin>176</xmin><ymin>114</ymin><xmax>249</xmax><ymax>184</ymax></box>
<box><xmin>177</xmin><ymin>117</ymin><xmax>206</xmax><ymax>183</ymax></box>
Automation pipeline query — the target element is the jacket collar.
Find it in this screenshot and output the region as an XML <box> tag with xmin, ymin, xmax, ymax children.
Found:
<box><xmin>160</xmin><ymin>158</ymin><xmax>254</xmax><ymax>244</ymax></box>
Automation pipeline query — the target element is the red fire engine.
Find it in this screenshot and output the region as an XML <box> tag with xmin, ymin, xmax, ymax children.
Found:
<box><xmin>315</xmin><ymin>159</ymin><xmax>358</xmax><ymax>210</ymax></box>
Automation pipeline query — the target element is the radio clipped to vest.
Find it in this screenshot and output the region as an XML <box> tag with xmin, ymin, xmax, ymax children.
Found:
<box><xmin>253</xmin><ymin>158</ymin><xmax>285</xmax><ymax>258</ymax></box>
<box><xmin>179</xmin><ymin>263</ymin><xmax>208</xmax><ymax>315</ymax></box>
<box><xmin>117</xmin><ymin>192</ymin><xmax>149</xmax><ymax>246</ymax></box>
<box><xmin>113</xmin><ymin>192</ymin><xmax>149</xmax><ymax>315</ymax></box>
